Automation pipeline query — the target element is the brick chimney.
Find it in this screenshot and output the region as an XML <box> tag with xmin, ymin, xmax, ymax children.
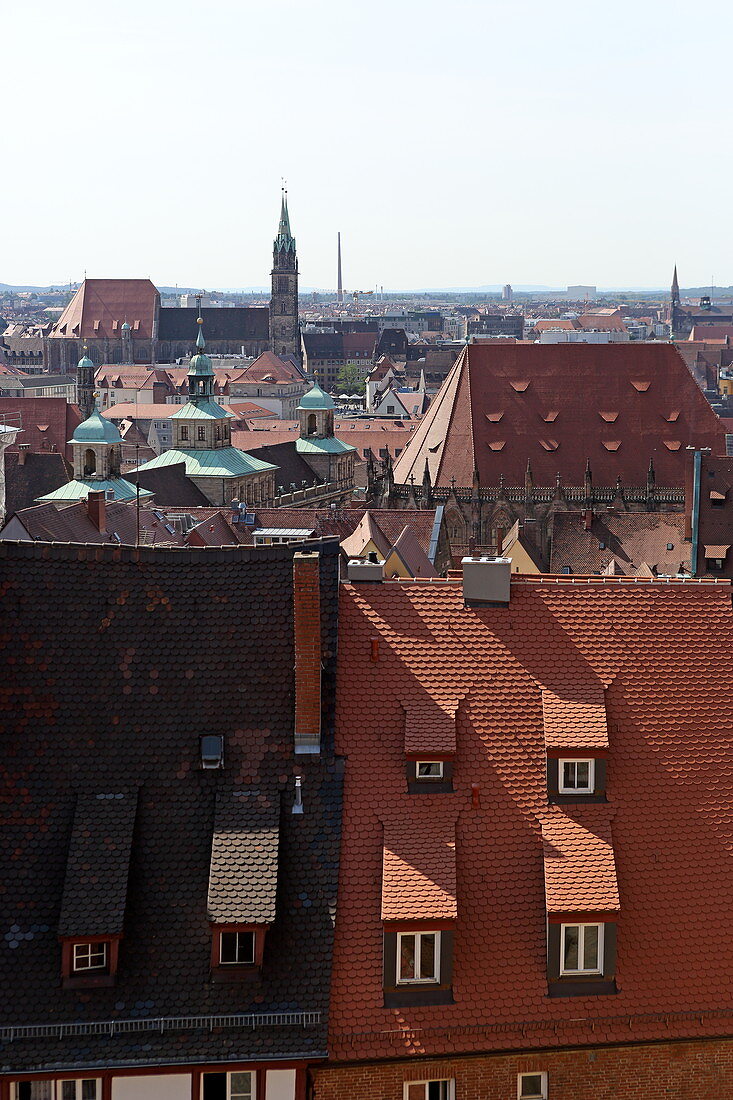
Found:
<box><xmin>86</xmin><ymin>489</ymin><xmax>107</xmax><ymax>533</ymax></box>
<box><xmin>17</xmin><ymin>444</ymin><xmax>29</xmax><ymax>466</ymax></box>
<box><xmin>293</xmin><ymin>551</ymin><xmax>321</xmax><ymax>754</ymax></box>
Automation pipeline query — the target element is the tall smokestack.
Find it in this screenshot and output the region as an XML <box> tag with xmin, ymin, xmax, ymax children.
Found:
<box><xmin>337</xmin><ymin>232</ymin><xmax>343</xmax><ymax>304</ymax></box>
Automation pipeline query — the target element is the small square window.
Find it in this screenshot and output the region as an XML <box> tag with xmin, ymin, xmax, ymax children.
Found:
<box><xmin>559</xmin><ymin>758</ymin><xmax>594</xmax><ymax>794</ymax></box>
<box><xmin>219</xmin><ymin>931</ymin><xmax>255</xmax><ymax>966</ymax></box>
<box><xmin>397</xmin><ymin>931</ymin><xmax>440</xmax><ymax>983</ymax></box>
<box><xmin>416</xmin><ymin>761</ymin><xmax>443</xmax><ymax>778</ymax></box>
<box><xmin>560</xmin><ymin>923</ymin><xmax>603</xmax><ymax>975</ymax></box>
<box><xmin>518</xmin><ymin>1072</ymin><xmax>548</xmax><ymax>1099</ymax></box>
<box><xmin>72</xmin><ymin>942</ymin><xmax>108</xmax><ymax>973</ymax></box>
<box><xmin>666</xmin><ymin>542</ymin><xmax>674</xmax><ymax>550</ymax></box>
<box><xmin>202</xmin><ymin>1071</ymin><xmax>255</xmax><ymax>1100</ymax></box>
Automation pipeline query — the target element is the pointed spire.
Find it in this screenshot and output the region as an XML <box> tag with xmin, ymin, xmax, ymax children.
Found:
<box><xmin>275</xmin><ymin>185</ymin><xmax>296</xmax><ymax>253</ymax></box>
<box><xmin>196</xmin><ymin>313</ymin><xmax>206</xmax><ymax>350</ymax></box>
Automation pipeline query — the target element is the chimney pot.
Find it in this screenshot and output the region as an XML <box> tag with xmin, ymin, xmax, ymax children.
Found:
<box><xmin>86</xmin><ymin>489</ymin><xmax>107</xmax><ymax>533</ymax></box>
<box><xmin>347</xmin><ymin>557</ymin><xmax>384</xmax><ymax>582</ymax></box>
<box><xmin>17</xmin><ymin>443</ymin><xmax>29</xmax><ymax>466</ymax></box>
<box><xmin>293</xmin><ymin>551</ymin><xmax>321</xmax><ymax>755</ymax></box>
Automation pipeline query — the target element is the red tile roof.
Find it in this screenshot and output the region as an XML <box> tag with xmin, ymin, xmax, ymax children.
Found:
<box><xmin>232</xmin><ymin>351</ymin><xmax>305</xmax><ymax>384</ymax></box>
<box><xmin>549</xmin><ymin>512</ymin><xmax>690</xmax><ymax>577</ymax></box>
<box><xmin>404</xmin><ymin>701</ymin><xmax>458</xmax><ymax>756</ymax></box>
<box><xmin>381</xmin><ymin>806</ymin><xmax>459</xmax><ymax>922</ymax></box>
<box><xmin>393</xmin><ymin>343</ymin><xmax>726</xmax><ymax>488</ymax></box>
<box><xmin>50</xmin><ymin>279</ymin><xmax>159</xmax><ymax>341</ymax></box>
<box><xmin>0</xmin><ymin>397</ymin><xmax>82</xmax><ymax>461</ymax></box>
<box><xmin>331</xmin><ymin>575</ymin><xmax>733</xmax><ymax>1060</ymax></box>
<box><xmin>540</xmin><ymin>808</ymin><xmax>620</xmax><ymax>913</ymax></box>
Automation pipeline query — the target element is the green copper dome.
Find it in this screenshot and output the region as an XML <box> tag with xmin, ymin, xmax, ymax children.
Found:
<box><xmin>121</xmin><ymin>320</ymin><xmax>131</xmax><ymax>331</ymax></box>
<box><xmin>77</xmin><ymin>353</ymin><xmax>94</xmax><ymax>372</ymax></box>
<box><xmin>298</xmin><ymin>379</ymin><xmax>334</xmax><ymax>411</ymax></box>
<box><xmin>189</xmin><ymin>319</ymin><xmax>213</xmax><ymax>377</ymax></box>
<box><xmin>70</xmin><ymin>405</ymin><xmax>123</xmax><ymax>445</ymax></box>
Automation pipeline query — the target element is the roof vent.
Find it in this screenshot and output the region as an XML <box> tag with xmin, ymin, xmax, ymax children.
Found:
<box><xmin>200</xmin><ymin>734</ymin><xmax>224</xmax><ymax>770</ymax></box>
<box><xmin>347</xmin><ymin>557</ymin><xmax>385</xmax><ymax>582</ymax></box>
<box><xmin>461</xmin><ymin>556</ymin><xmax>511</xmax><ymax>606</ymax></box>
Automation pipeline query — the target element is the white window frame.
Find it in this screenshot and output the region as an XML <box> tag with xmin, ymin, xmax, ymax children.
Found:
<box><xmin>403</xmin><ymin>1081</ymin><xmax>455</xmax><ymax>1100</ymax></box>
<box><xmin>201</xmin><ymin>1071</ymin><xmax>256</xmax><ymax>1100</ymax></box>
<box><xmin>558</xmin><ymin>758</ymin><xmax>594</xmax><ymax>794</ymax></box>
<box><xmin>219</xmin><ymin>930</ymin><xmax>255</xmax><ymax>966</ymax></box>
<box><xmin>12</xmin><ymin>1084</ymin><xmax>101</xmax><ymax>1100</ymax></box>
<box><xmin>396</xmin><ymin>930</ymin><xmax>441</xmax><ymax>984</ymax></box>
<box><xmin>517</xmin><ymin>1071</ymin><xmax>548</xmax><ymax>1100</ymax></box>
<box><xmin>72</xmin><ymin>942</ymin><xmax>108</xmax><ymax>972</ymax></box>
<box><xmin>560</xmin><ymin>922</ymin><xmax>603</xmax><ymax>975</ymax></box>
<box><xmin>416</xmin><ymin>761</ymin><xmax>444</xmax><ymax>778</ymax></box>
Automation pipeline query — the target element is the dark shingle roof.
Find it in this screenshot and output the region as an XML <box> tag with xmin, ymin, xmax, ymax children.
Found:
<box><xmin>0</xmin><ymin>539</ymin><xmax>342</xmax><ymax>1073</ymax></box>
<box><xmin>207</xmin><ymin>789</ymin><xmax>280</xmax><ymax>924</ymax></box>
<box><xmin>4</xmin><ymin>452</ymin><xmax>71</xmax><ymax>514</ymax></box>
<box><xmin>158</xmin><ymin>307</ymin><xmax>269</xmax><ymax>342</ymax></box>
<box><xmin>58</xmin><ymin>790</ymin><xmax>138</xmax><ymax>937</ymax></box>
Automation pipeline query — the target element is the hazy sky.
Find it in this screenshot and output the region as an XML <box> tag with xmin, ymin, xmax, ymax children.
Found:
<box><xmin>4</xmin><ymin>0</ymin><xmax>732</xmax><ymax>290</ymax></box>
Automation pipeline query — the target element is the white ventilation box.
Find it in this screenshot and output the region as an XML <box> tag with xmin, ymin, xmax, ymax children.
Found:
<box><xmin>347</xmin><ymin>558</ymin><xmax>384</xmax><ymax>582</ymax></box>
<box><xmin>461</xmin><ymin>556</ymin><xmax>511</xmax><ymax>605</ymax></box>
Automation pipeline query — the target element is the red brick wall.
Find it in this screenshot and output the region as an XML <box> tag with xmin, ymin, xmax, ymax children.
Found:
<box><xmin>312</xmin><ymin>1038</ymin><xmax>733</xmax><ymax>1099</ymax></box>
<box><xmin>293</xmin><ymin>552</ymin><xmax>321</xmax><ymax>749</ymax></box>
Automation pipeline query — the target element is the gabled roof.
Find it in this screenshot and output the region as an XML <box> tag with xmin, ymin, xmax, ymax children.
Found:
<box><xmin>1</xmin><ymin>498</ymin><xmax>185</xmax><ymax>545</ymax></box>
<box><xmin>341</xmin><ymin>511</ymin><xmax>392</xmax><ymax>560</ymax></box>
<box><xmin>393</xmin><ymin>343</ymin><xmax>727</xmax><ymax>488</ymax></box>
<box><xmin>49</xmin><ymin>279</ymin><xmax>159</xmax><ymax>340</ymax></box>
<box><xmin>0</xmin><ymin>397</ymin><xmax>82</xmax><ymax>460</ymax></box>
<box><xmin>135</xmin><ymin>446</ymin><xmax>277</xmax><ymax>479</ymax></box>
<box><xmin>233</xmin><ymin>351</ymin><xmax>305</xmax><ymax>384</ymax></box>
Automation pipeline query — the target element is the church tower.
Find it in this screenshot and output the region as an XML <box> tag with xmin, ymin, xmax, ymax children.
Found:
<box><xmin>670</xmin><ymin>265</ymin><xmax>681</xmax><ymax>337</ymax></box>
<box><xmin>270</xmin><ymin>189</ymin><xmax>300</xmax><ymax>363</ymax></box>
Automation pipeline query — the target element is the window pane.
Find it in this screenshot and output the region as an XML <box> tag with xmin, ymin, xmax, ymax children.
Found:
<box><xmin>428</xmin><ymin>1083</ymin><xmax>450</xmax><ymax>1100</ymax></box>
<box><xmin>230</xmin><ymin>1072</ymin><xmax>253</xmax><ymax>1099</ymax></box>
<box><xmin>563</xmin><ymin>925</ymin><xmax>579</xmax><ymax>970</ymax></box>
<box><xmin>405</xmin><ymin>1086</ymin><xmax>425</xmax><ymax>1100</ymax></box>
<box><xmin>202</xmin><ymin>1072</ymin><xmax>227</xmax><ymax>1100</ymax></box>
<box><xmin>419</xmin><ymin>934</ymin><xmax>436</xmax><ymax>980</ymax></box>
<box><xmin>576</xmin><ymin>761</ymin><xmax>590</xmax><ymax>788</ymax></box>
<box><xmin>81</xmin><ymin>1083</ymin><xmax>98</xmax><ymax>1100</ymax></box>
<box><xmin>29</xmin><ymin>1085</ymin><xmax>52</xmax><ymax>1100</ymax></box>
<box><xmin>417</xmin><ymin>763</ymin><xmax>442</xmax><ymax>777</ymax></box>
<box><xmin>220</xmin><ymin>933</ymin><xmax>238</xmax><ymax>964</ymax></box>
<box><xmin>562</xmin><ymin>761</ymin><xmax>576</xmax><ymax>788</ymax></box>
<box><xmin>236</xmin><ymin>932</ymin><xmax>255</xmax><ymax>963</ymax></box>
<box><xmin>520</xmin><ymin>1074</ymin><xmax>544</xmax><ymax>1097</ymax></box>
<box><xmin>399</xmin><ymin>935</ymin><xmax>416</xmax><ymax>979</ymax></box>
<box><xmin>583</xmin><ymin>925</ymin><xmax>600</xmax><ymax>970</ymax></box>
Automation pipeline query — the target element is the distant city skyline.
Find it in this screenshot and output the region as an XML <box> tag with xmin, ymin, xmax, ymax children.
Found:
<box><xmin>4</xmin><ymin>0</ymin><xmax>733</xmax><ymax>289</ymax></box>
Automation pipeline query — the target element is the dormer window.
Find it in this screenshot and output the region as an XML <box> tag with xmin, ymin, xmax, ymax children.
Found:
<box><xmin>72</xmin><ymin>941</ymin><xmax>108</xmax><ymax>973</ymax></box>
<box><xmin>559</xmin><ymin>758</ymin><xmax>594</xmax><ymax>794</ymax></box>
<box><xmin>397</xmin><ymin>931</ymin><xmax>440</xmax><ymax>984</ymax></box>
<box><xmin>560</xmin><ymin>922</ymin><xmax>603</xmax><ymax>975</ymax></box>
<box><xmin>219</xmin><ymin>930</ymin><xmax>255</xmax><ymax>966</ymax></box>
<box><xmin>416</xmin><ymin>761</ymin><xmax>443</xmax><ymax>779</ymax></box>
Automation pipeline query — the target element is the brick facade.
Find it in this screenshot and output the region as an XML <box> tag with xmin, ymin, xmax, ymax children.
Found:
<box><xmin>312</xmin><ymin>1038</ymin><xmax>733</xmax><ymax>1099</ymax></box>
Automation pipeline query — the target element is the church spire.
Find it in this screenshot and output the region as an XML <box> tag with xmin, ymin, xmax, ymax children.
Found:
<box><xmin>671</xmin><ymin>264</ymin><xmax>680</xmax><ymax>305</ymax></box>
<box><xmin>275</xmin><ymin>186</ymin><xmax>295</xmax><ymax>253</ymax></box>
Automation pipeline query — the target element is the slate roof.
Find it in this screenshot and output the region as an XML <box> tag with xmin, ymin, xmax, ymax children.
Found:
<box><xmin>4</xmin><ymin>452</ymin><xmax>71</xmax><ymax>515</ymax></box>
<box><xmin>207</xmin><ymin>789</ymin><xmax>280</xmax><ymax>925</ymax></box>
<box><xmin>133</xmin><ymin>462</ymin><xmax>211</xmax><ymax>507</ymax></box>
<box><xmin>158</xmin><ymin>306</ymin><xmax>269</xmax><ymax>342</ymax></box>
<box><xmin>0</xmin><ymin>539</ymin><xmax>342</xmax><ymax>1073</ymax></box>
<box><xmin>549</xmin><ymin>512</ymin><xmax>690</xmax><ymax>577</ymax></box>
<box><xmin>331</xmin><ymin>574</ymin><xmax>733</xmax><ymax>1061</ymax></box>
<box><xmin>392</xmin><ymin>343</ymin><xmax>727</xmax><ymax>488</ymax></box>
<box><xmin>59</xmin><ymin>790</ymin><xmax>138</xmax><ymax>937</ymax></box>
